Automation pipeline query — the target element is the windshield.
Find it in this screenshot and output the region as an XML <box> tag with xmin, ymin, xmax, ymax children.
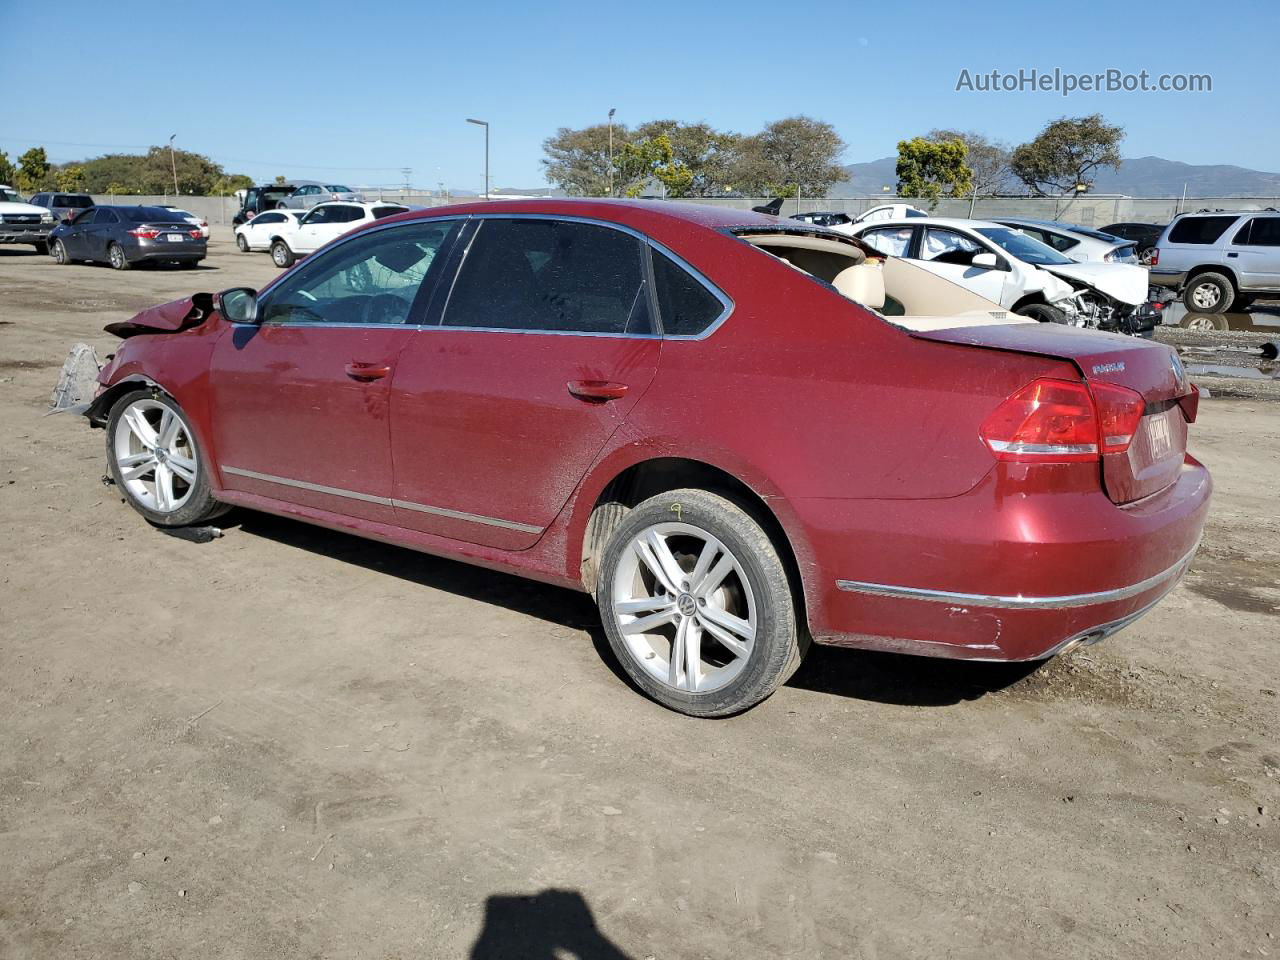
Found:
<box><xmin>975</xmin><ymin>227</ymin><xmax>1074</xmax><ymax>265</ymax></box>
<box><xmin>0</xmin><ymin>188</ymin><xmax>23</xmax><ymax>202</ymax></box>
<box><xmin>54</xmin><ymin>195</ymin><xmax>93</xmax><ymax>207</ymax></box>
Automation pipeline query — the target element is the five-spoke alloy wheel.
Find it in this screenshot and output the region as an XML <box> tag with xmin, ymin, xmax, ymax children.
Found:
<box><xmin>598</xmin><ymin>488</ymin><xmax>805</xmax><ymax>716</ymax></box>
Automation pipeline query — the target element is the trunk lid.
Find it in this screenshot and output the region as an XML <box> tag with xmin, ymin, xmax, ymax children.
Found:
<box><xmin>912</xmin><ymin>323</ymin><xmax>1193</xmax><ymax>504</ymax></box>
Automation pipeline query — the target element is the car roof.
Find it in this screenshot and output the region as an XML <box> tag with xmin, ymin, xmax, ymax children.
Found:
<box><xmin>855</xmin><ymin>216</ymin><xmax>998</xmax><ymax>229</ymax></box>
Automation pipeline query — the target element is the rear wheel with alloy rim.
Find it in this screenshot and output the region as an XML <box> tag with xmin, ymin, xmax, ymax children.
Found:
<box><xmin>105</xmin><ymin>389</ymin><xmax>227</xmax><ymax>526</ymax></box>
<box><xmin>1183</xmin><ymin>272</ymin><xmax>1232</xmax><ymax>314</ymax></box>
<box><xmin>108</xmin><ymin>242</ymin><xmax>130</xmax><ymax>270</ymax></box>
<box><xmin>271</xmin><ymin>239</ymin><xmax>295</xmax><ymax>268</ymax></box>
<box><xmin>597</xmin><ymin>488</ymin><xmax>805</xmax><ymax>716</ymax></box>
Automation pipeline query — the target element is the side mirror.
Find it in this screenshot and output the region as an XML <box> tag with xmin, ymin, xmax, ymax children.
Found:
<box><xmin>216</xmin><ymin>287</ymin><xmax>259</xmax><ymax>324</ymax></box>
<box><xmin>971</xmin><ymin>252</ymin><xmax>999</xmax><ymax>270</ymax></box>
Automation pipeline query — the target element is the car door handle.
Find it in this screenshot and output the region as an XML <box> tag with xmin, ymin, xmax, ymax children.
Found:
<box><xmin>567</xmin><ymin>380</ymin><xmax>629</xmax><ymax>402</ymax></box>
<box><xmin>345</xmin><ymin>362</ymin><xmax>391</xmax><ymax>381</ymax></box>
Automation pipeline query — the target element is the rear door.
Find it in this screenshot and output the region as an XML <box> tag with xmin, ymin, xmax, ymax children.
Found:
<box><xmin>1228</xmin><ymin>216</ymin><xmax>1280</xmax><ymax>290</ymax></box>
<box><xmin>208</xmin><ymin>219</ymin><xmax>460</xmax><ymax>523</ymax></box>
<box><xmin>388</xmin><ymin>216</ymin><xmax>660</xmax><ymax>549</ymax></box>
<box><xmin>87</xmin><ymin>207</ymin><xmax>121</xmax><ymax>260</ymax></box>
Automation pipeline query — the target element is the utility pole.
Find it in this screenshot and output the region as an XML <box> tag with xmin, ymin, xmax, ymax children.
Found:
<box><xmin>401</xmin><ymin>167</ymin><xmax>412</xmax><ymax>198</ymax></box>
<box><xmin>607</xmin><ymin>108</ymin><xmax>616</xmax><ymax>197</ymax></box>
<box><xmin>466</xmin><ymin>118</ymin><xmax>489</xmax><ymax>199</ymax></box>
<box><xmin>168</xmin><ymin>134</ymin><xmax>179</xmax><ymax>198</ymax></box>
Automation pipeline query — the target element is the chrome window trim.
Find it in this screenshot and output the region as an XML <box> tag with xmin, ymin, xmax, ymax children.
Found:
<box><xmin>222</xmin><ymin>466</ymin><xmax>543</xmax><ymax>534</ymax></box>
<box><xmin>835</xmin><ymin>542</ymin><xmax>1199</xmax><ymax>611</ymax></box>
<box><xmin>248</xmin><ymin>210</ymin><xmax>735</xmax><ymax>341</ymax></box>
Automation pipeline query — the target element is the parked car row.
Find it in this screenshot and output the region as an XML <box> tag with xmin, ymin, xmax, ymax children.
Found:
<box><xmin>81</xmin><ymin>199</ymin><xmax>1210</xmax><ymax>717</ymax></box>
<box><xmin>231</xmin><ymin>181</ymin><xmax>366</xmax><ymax>226</ymax></box>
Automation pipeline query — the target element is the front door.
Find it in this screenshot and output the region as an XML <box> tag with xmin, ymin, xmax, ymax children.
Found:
<box><xmin>913</xmin><ymin>226</ymin><xmax>1008</xmax><ymax>305</ymax></box>
<box><xmin>208</xmin><ymin>218</ymin><xmax>461</xmax><ymax>523</ymax></box>
<box><xmin>1230</xmin><ymin>217</ymin><xmax>1280</xmax><ymax>289</ymax></box>
<box><xmin>389</xmin><ymin>216</ymin><xmax>661</xmax><ymax>550</ymax></box>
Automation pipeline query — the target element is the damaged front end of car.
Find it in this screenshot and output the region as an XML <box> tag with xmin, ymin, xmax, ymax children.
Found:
<box><xmin>1040</xmin><ymin>263</ymin><xmax>1160</xmax><ymax>337</ymax></box>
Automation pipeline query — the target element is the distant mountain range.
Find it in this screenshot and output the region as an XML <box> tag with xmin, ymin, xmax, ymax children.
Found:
<box><xmin>835</xmin><ymin>155</ymin><xmax>1280</xmax><ymax>198</ymax></box>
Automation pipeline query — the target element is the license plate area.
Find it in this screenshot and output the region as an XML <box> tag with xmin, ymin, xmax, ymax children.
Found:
<box><xmin>165</xmin><ymin>233</ymin><xmax>185</xmax><ymax>242</ymax></box>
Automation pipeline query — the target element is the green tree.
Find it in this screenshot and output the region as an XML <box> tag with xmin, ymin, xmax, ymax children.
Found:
<box><xmin>1010</xmin><ymin>114</ymin><xmax>1124</xmax><ymax>196</ymax></box>
<box><xmin>615</xmin><ymin>134</ymin><xmax>694</xmax><ymax>198</ymax></box>
<box><xmin>895</xmin><ymin>137</ymin><xmax>973</xmax><ymax>207</ymax></box>
<box><xmin>928</xmin><ymin>129</ymin><xmax>1011</xmax><ymax>196</ymax></box>
<box><xmin>274</xmin><ymin>175</ymin><xmax>287</xmax><ymax>186</ymax></box>
<box><xmin>55</xmin><ymin>165</ymin><xmax>86</xmax><ymax>191</ymax></box>
<box><xmin>632</xmin><ymin>120</ymin><xmax>741</xmax><ymax>197</ymax></box>
<box><xmin>730</xmin><ymin>116</ymin><xmax>846</xmax><ymax>197</ymax></box>
<box><xmin>541</xmin><ymin>124</ymin><xmax>617</xmax><ymax>196</ymax></box>
<box><xmin>69</xmin><ymin>148</ymin><xmax>253</xmax><ymax>195</ymax></box>
<box><xmin>0</xmin><ymin>151</ymin><xmax>16</xmax><ymax>186</ymax></box>
<box><xmin>16</xmin><ymin>147</ymin><xmax>51</xmax><ymax>193</ymax></box>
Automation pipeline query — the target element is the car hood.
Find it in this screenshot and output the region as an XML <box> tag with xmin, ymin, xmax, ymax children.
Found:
<box><xmin>0</xmin><ymin>200</ymin><xmax>49</xmax><ymax>216</ymax></box>
<box><xmin>104</xmin><ymin>293</ymin><xmax>214</xmax><ymax>339</ymax></box>
<box><xmin>1039</xmin><ymin>261</ymin><xmax>1148</xmax><ymax>305</ymax></box>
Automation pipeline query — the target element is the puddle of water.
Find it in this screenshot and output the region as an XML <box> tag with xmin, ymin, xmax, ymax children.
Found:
<box><xmin>1186</xmin><ymin>363</ymin><xmax>1280</xmax><ymax>380</ymax></box>
<box><xmin>1164</xmin><ymin>302</ymin><xmax>1280</xmax><ymax>332</ymax></box>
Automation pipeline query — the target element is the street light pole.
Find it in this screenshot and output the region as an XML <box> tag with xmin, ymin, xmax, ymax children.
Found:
<box><xmin>466</xmin><ymin>118</ymin><xmax>489</xmax><ymax>200</ymax></box>
<box><xmin>168</xmin><ymin>134</ymin><xmax>179</xmax><ymax>199</ymax></box>
<box><xmin>607</xmin><ymin>108</ymin><xmax>616</xmax><ymax>197</ymax></box>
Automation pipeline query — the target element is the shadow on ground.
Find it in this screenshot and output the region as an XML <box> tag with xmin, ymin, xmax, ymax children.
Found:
<box><xmin>469</xmin><ymin>889</ymin><xmax>632</xmax><ymax>959</ymax></box>
<box><xmin>227</xmin><ymin>511</ymin><xmax>1042</xmax><ymax>709</ymax></box>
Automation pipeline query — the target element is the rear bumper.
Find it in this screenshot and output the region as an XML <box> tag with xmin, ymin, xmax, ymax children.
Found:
<box><xmin>801</xmin><ymin>456</ymin><xmax>1212</xmax><ymax>661</ymax></box>
<box><xmin>130</xmin><ymin>238</ymin><xmax>207</xmax><ymax>261</ymax></box>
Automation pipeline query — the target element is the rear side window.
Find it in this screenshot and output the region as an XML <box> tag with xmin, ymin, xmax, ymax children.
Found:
<box><xmin>443</xmin><ymin>219</ymin><xmax>652</xmax><ymax>335</ymax></box>
<box><xmin>372</xmin><ymin>206</ymin><xmax>406</xmax><ymax>220</ymax></box>
<box><xmin>652</xmin><ymin>252</ymin><xmax>726</xmax><ymax>337</ymax></box>
<box><xmin>1168</xmin><ymin>216</ymin><xmax>1237</xmax><ymax>244</ymax></box>
<box><xmin>96</xmin><ymin>209</ymin><xmax>120</xmax><ymax>224</ymax></box>
<box><xmin>54</xmin><ymin>194</ymin><xmax>93</xmax><ymax>208</ymax></box>
<box><xmin>1234</xmin><ymin>217</ymin><xmax>1280</xmax><ymax>246</ymax></box>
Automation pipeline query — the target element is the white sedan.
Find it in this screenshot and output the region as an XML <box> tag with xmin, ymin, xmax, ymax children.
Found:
<box><xmin>234</xmin><ymin>209</ymin><xmax>306</xmax><ymax>252</ymax></box>
<box><xmin>848</xmin><ymin>217</ymin><xmax>1157</xmax><ymax>334</ymax></box>
<box><xmin>990</xmin><ymin>218</ymin><xmax>1140</xmax><ymax>264</ymax></box>
<box><xmin>269</xmin><ymin>201</ymin><xmax>409</xmax><ymax>267</ymax></box>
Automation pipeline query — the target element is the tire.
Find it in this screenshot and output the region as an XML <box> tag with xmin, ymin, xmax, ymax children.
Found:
<box><xmin>235</xmin><ymin>233</ymin><xmax>250</xmax><ymax>253</ymax></box>
<box><xmin>178</xmin><ymin>260</ymin><xmax>199</xmax><ymax>269</ymax></box>
<box><xmin>1015</xmin><ymin>303</ymin><xmax>1068</xmax><ymax>324</ymax></box>
<box><xmin>105</xmin><ymin>389</ymin><xmax>228</xmax><ymax>527</ymax></box>
<box><xmin>108</xmin><ymin>242</ymin><xmax>131</xmax><ymax>271</ymax></box>
<box><xmin>33</xmin><ymin>241</ymin><xmax>48</xmax><ymax>255</ymax></box>
<box><xmin>1183</xmin><ymin>272</ymin><xmax>1233</xmax><ymax>314</ymax></box>
<box><xmin>1138</xmin><ymin>245</ymin><xmax>1157</xmax><ymax>265</ymax></box>
<box><xmin>596</xmin><ymin>488</ymin><xmax>804</xmax><ymax>717</ymax></box>
<box><xmin>51</xmin><ymin>239</ymin><xmax>70</xmax><ymax>265</ymax></box>
<box><xmin>271</xmin><ymin>239</ymin><xmax>295</xmax><ymax>268</ymax></box>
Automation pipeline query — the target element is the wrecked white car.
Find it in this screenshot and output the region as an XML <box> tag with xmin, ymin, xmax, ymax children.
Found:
<box><xmin>849</xmin><ymin>217</ymin><xmax>1159</xmax><ymax>336</ymax></box>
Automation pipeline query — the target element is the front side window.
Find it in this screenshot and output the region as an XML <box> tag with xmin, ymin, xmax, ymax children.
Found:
<box><xmin>260</xmin><ymin>220</ymin><xmax>459</xmax><ymax>326</ymax></box>
<box><xmin>652</xmin><ymin>251</ymin><xmax>725</xmax><ymax>336</ymax></box>
<box><xmin>302</xmin><ymin>207</ymin><xmax>332</xmax><ymax>225</ymax></box>
<box><xmin>1168</xmin><ymin>215</ymin><xmax>1237</xmax><ymax>244</ymax></box>
<box><xmin>921</xmin><ymin>228</ymin><xmax>983</xmax><ymax>265</ymax></box>
<box><xmin>442</xmin><ymin>218</ymin><xmax>652</xmax><ymax>335</ymax></box>
<box><xmin>1234</xmin><ymin>217</ymin><xmax>1280</xmax><ymax>246</ymax></box>
<box><xmin>860</xmin><ymin>226</ymin><xmax>914</xmax><ymax>257</ymax></box>
<box><xmin>72</xmin><ymin>208</ymin><xmax>96</xmax><ymax>225</ymax></box>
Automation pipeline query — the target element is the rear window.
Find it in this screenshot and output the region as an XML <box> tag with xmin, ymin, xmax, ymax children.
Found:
<box><xmin>652</xmin><ymin>251</ymin><xmax>726</xmax><ymax>336</ymax></box>
<box><xmin>120</xmin><ymin>206</ymin><xmax>189</xmax><ymax>222</ymax></box>
<box><xmin>372</xmin><ymin>206</ymin><xmax>407</xmax><ymax>220</ymax></box>
<box><xmin>54</xmin><ymin>194</ymin><xmax>93</xmax><ymax>208</ymax></box>
<box><xmin>326</xmin><ymin>185</ymin><xmax>353</xmax><ymax>193</ymax></box>
<box><xmin>1168</xmin><ymin>215</ymin><xmax>1237</xmax><ymax>244</ymax></box>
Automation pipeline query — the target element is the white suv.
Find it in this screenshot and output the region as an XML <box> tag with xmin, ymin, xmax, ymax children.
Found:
<box><xmin>0</xmin><ymin>185</ymin><xmax>58</xmax><ymax>253</ymax></box>
<box><xmin>269</xmin><ymin>201</ymin><xmax>409</xmax><ymax>267</ymax></box>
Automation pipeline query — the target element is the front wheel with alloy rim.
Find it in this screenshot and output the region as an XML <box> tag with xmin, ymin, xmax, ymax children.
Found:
<box><xmin>108</xmin><ymin>242</ymin><xmax>131</xmax><ymax>271</ymax></box>
<box><xmin>51</xmin><ymin>239</ymin><xmax>71</xmax><ymax>264</ymax></box>
<box><xmin>1183</xmin><ymin>272</ymin><xmax>1232</xmax><ymax>314</ymax></box>
<box><xmin>597</xmin><ymin>488</ymin><xmax>805</xmax><ymax>717</ymax></box>
<box><xmin>271</xmin><ymin>239</ymin><xmax>295</xmax><ymax>268</ymax></box>
<box><xmin>235</xmin><ymin>233</ymin><xmax>250</xmax><ymax>252</ymax></box>
<box><xmin>105</xmin><ymin>389</ymin><xmax>228</xmax><ymax>527</ymax></box>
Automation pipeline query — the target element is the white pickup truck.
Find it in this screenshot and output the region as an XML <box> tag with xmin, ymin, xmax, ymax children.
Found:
<box><xmin>0</xmin><ymin>185</ymin><xmax>58</xmax><ymax>254</ymax></box>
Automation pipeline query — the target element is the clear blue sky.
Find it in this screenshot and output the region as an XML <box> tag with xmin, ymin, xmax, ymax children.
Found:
<box><xmin>2</xmin><ymin>0</ymin><xmax>1275</xmax><ymax>192</ymax></box>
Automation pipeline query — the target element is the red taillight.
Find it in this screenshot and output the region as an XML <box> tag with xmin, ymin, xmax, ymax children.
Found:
<box><xmin>189</xmin><ymin>229</ymin><xmax>201</xmax><ymax>238</ymax></box>
<box><xmin>1090</xmin><ymin>381</ymin><xmax>1146</xmax><ymax>454</ymax></box>
<box><xmin>1177</xmin><ymin>383</ymin><xmax>1200</xmax><ymax>423</ymax></box>
<box><xmin>128</xmin><ymin>227</ymin><xmax>160</xmax><ymax>239</ymax></box>
<box><xmin>981</xmin><ymin>378</ymin><xmax>1145</xmax><ymax>463</ymax></box>
<box><xmin>1149</xmin><ymin>248</ymin><xmax>1160</xmax><ymax>266</ymax></box>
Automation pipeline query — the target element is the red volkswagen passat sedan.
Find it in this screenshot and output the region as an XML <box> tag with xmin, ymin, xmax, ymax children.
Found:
<box><xmin>85</xmin><ymin>200</ymin><xmax>1210</xmax><ymax>716</ymax></box>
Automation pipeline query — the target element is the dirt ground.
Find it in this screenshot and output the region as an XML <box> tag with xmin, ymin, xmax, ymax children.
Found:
<box><xmin>1</xmin><ymin>239</ymin><xmax>1277</xmax><ymax>960</ymax></box>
